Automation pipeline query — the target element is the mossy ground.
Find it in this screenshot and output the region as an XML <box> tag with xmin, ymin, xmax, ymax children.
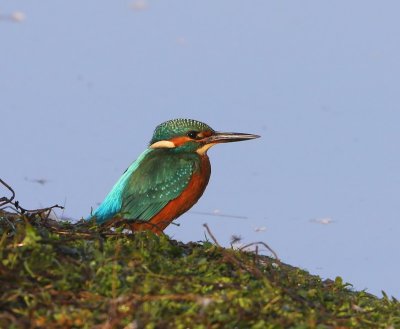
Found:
<box><xmin>0</xmin><ymin>211</ymin><xmax>399</xmax><ymax>329</ymax></box>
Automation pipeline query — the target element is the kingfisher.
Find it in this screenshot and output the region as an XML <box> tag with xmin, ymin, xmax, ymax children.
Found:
<box><xmin>89</xmin><ymin>118</ymin><xmax>259</xmax><ymax>233</ymax></box>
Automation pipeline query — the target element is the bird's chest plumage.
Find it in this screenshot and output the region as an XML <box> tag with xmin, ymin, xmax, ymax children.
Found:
<box><xmin>171</xmin><ymin>154</ymin><xmax>211</xmax><ymax>212</ymax></box>
<box><xmin>131</xmin><ymin>154</ymin><xmax>211</xmax><ymax>233</ymax></box>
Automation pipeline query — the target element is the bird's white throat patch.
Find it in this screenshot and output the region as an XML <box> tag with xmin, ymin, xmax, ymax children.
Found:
<box><xmin>196</xmin><ymin>143</ymin><xmax>216</xmax><ymax>155</ymax></box>
<box><xmin>150</xmin><ymin>140</ymin><xmax>176</xmax><ymax>149</ymax></box>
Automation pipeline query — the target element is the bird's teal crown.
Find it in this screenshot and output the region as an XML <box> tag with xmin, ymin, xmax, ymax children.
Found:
<box><xmin>149</xmin><ymin>118</ymin><xmax>215</xmax><ymax>144</ymax></box>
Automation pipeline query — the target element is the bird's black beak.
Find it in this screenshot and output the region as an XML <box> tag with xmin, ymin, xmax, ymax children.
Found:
<box><xmin>205</xmin><ymin>132</ymin><xmax>260</xmax><ymax>144</ymax></box>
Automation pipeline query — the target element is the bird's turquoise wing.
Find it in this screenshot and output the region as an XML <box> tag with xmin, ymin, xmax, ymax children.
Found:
<box><xmin>91</xmin><ymin>149</ymin><xmax>152</xmax><ymax>223</ymax></box>
<box><xmin>120</xmin><ymin>151</ymin><xmax>199</xmax><ymax>222</ymax></box>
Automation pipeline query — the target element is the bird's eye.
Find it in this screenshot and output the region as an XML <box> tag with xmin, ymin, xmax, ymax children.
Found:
<box><xmin>187</xmin><ymin>131</ymin><xmax>198</xmax><ymax>139</ymax></box>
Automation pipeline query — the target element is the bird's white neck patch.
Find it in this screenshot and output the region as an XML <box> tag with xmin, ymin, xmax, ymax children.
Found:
<box><xmin>196</xmin><ymin>143</ymin><xmax>216</xmax><ymax>155</ymax></box>
<box><xmin>150</xmin><ymin>140</ymin><xmax>176</xmax><ymax>149</ymax></box>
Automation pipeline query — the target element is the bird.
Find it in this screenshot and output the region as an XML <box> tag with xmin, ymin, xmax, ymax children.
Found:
<box><xmin>89</xmin><ymin>118</ymin><xmax>259</xmax><ymax>234</ymax></box>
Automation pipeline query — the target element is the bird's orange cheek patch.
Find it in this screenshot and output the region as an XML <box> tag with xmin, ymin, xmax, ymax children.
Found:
<box><xmin>170</xmin><ymin>136</ymin><xmax>192</xmax><ymax>146</ymax></box>
<box><xmin>170</xmin><ymin>131</ymin><xmax>214</xmax><ymax>146</ymax></box>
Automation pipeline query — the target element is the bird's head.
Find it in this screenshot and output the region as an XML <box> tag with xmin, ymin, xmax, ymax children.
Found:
<box><xmin>149</xmin><ymin>118</ymin><xmax>260</xmax><ymax>155</ymax></box>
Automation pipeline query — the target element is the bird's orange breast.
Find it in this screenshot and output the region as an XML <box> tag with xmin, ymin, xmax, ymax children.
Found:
<box><xmin>131</xmin><ymin>155</ymin><xmax>211</xmax><ymax>234</ymax></box>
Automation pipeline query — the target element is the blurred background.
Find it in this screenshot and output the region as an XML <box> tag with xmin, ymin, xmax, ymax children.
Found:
<box><xmin>1</xmin><ymin>1</ymin><xmax>399</xmax><ymax>298</ymax></box>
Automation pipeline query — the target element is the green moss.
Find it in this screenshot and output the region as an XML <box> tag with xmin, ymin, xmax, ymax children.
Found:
<box><xmin>0</xmin><ymin>213</ymin><xmax>399</xmax><ymax>328</ymax></box>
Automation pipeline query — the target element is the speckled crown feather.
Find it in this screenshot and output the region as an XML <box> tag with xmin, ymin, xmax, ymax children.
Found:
<box><xmin>150</xmin><ymin>119</ymin><xmax>215</xmax><ymax>144</ymax></box>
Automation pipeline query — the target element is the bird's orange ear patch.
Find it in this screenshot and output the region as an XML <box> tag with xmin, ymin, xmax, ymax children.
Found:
<box><xmin>170</xmin><ymin>136</ymin><xmax>192</xmax><ymax>146</ymax></box>
<box><xmin>151</xmin><ymin>131</ymin><xmax>214</xmax><ymax>149</ymax></box>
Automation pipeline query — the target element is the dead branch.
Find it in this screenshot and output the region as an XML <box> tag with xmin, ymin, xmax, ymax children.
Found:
<box><xmin>0</xmin><ymin>178</ymin><xmax>64</xmax><ymax>216</ymax></box>
<box><xmin>203</xmin><ymin>223</ymin><xmax>222</xmax><ymax>247</ymax></box>
<box><xmin>0</xmin><ymin>178</ymin><xmax>15</xmax><ymax>206</ymax></box>
<box><xmin>239</xmin><ymin>241</ymin><xmax>280</xmax><ymax>262</ymax></box>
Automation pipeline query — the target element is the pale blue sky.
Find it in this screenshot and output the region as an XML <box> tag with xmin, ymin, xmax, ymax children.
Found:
<box><xmin>2</xmin><ymin>1</ymin><xmax>400</xmax><ymax>297</ymax></box>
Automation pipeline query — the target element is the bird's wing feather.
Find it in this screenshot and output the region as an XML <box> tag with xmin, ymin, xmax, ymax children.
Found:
<box><xmin>120</xmin><ymin>151</ymin><xmax>198</xmax><ymax>222</ymax></box>
<box><xmin>91</xmin><ymin>149</ymin><xmax>152</xmax><ymax>223</ymax></box>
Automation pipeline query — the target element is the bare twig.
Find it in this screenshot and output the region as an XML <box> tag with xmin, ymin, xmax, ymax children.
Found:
<box><xmin>0</xmin><ymin>178</ymin><xmax>16</xmax><ymax>206</ymax></box>
<box><xmin>203</xmin><ymin>223</ymin><xmax>221</xmax><ymax>247</ymax></box>
<box><xmin>239</xmin><ymin>241</ymin><xmax>280</xmax><ymax>262</ymax></box>
<box><xmin>0</xmin><ymin>178</ymin><xmax>64</xmax><ymax>216</ymax></box>
<box><xmin>203</xmin><ymin>223</ymin><xmax>265</xmax><ymax>278</ymax></box>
